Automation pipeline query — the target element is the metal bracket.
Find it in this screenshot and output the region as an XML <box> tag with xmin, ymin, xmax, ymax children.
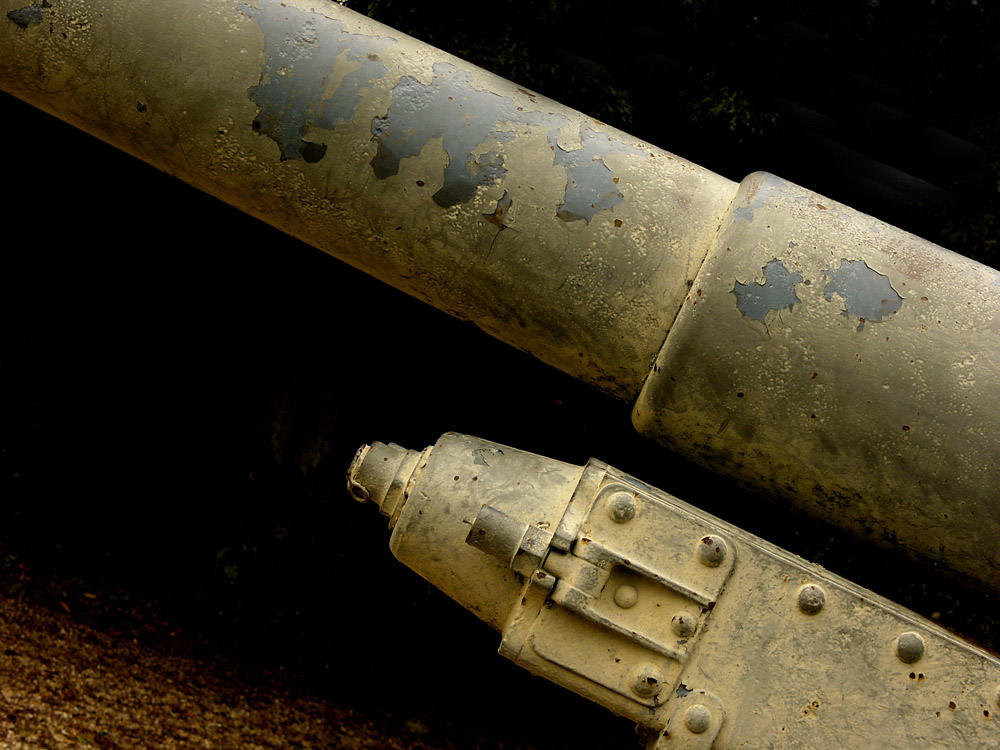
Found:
<box><xmin>466</xmin><ymin>460</ymin><xmax>737</xmax><ymax>725</ymax></box>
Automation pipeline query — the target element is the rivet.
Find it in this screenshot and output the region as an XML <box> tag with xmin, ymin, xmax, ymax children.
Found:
<box><xmin>613</xmin><ymin>584</ymin><xmax>638</xmax><ymax>609</ymax></box>
<box><xmin>631</xmin><ymin>667</ymin><xmax>663</xmax><ymax>698</ymax></box>
<box><xmin>896</xmin><ymin>632</ymin><xmax>925</xmax><ymax>664</ymax></box>
<box><xmin>684</xmin><ymin>704</ymin><xmax>712</xmax><ymax>734</ymax></box>
<box><xmin>797</xmin><ymin>584</ymin><xmax>826</xmax><ymax>615</ymax></box>
<box><xmin>696</xmin><ymin>535</ymin><xmax>727</xmax><ymax>567</ymax></box>
<box><xmin>608</xmin><ymin>492</ymin><xmax>636</xmax><ymax>523</ymax></box>
<box><xmin>671</xmin><ymin>613</ymin><xmax>696</xmax><ymax>638</ymax></box>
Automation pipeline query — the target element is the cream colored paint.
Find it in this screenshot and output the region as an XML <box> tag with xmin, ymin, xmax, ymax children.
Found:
<box><xmin>350</xmin><ymin>433</ymin><xmax>1000</xmax><ymax>748</ymax></box>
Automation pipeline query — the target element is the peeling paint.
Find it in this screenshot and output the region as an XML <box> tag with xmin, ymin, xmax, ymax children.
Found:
<box><xmin>6</xmin><ymin>2</ymin><xmax>50</xmax><ymax>29</ymax></box>
<box><xmin>822</xmin><ymin>259</ymin><xmax>903</xmax><ymax>332</ymax></box>
<box><xmin>472</xmin><ymin>447</ymin><xmax>504</xmax><ymax>466</ymax></box>
<box><xmin>731</xmin><ymin>259</ymin><xmax>804</xmax><ymax>324</ymax></box>
<box><xmin>483</xmin><ymin>190</ymin><xmax>513</xmax><ymax>258</ymax></box>
<box><xmin>732</xmin><ymin>177</ymin><xmax>783</xmax><ymax>223</ymax></box>
<box><xmin>550</xmin><ymin>125</ymin><xmax>643</xmax><ymax>222</ymax></box>
<box><xmin>240</xmin><ymin>2</ymin><xmax>393</xmax><ymax>162</ymax></box>
<box><xmin>371</xmin><ymin>62</ymin><xmax>568</xmax><ymax>207</ymax></box>
<box><xmin>370</xmin><ymin>63</ymin><xmax>637</xmax><ymax>218</ymax></box>
<box><xmin>483</xmin><ymin>190</ymin><xmax>512</xmax><ymax>232</ymax></box>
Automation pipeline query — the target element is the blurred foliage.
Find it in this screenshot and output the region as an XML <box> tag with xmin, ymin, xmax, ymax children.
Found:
<box><xmin>687</xmin><ymin>80</ymin><xmax>780</xmax><ymax>142</ymax></box>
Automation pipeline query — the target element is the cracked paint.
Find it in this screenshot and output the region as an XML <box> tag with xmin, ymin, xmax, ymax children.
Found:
<box><xmin>483</xmin><ymin>191</ymin><xmax>513</xmax><ymax>259</ymax></box>
<box><xmin>731</xmin><ymin>259</ymin><xmax>804</xmax><ymax>324</ymax></box>
<box><xmin>483</xmin><ymin>190</ymin><xmax>513</xmax><ymax>233</ymax></box>
<box><xmin>240</xmin><ymin>2</ymin><xmax>394</xmax><ymax>162</ymax></box>
<box><xmin>822</xmin><ymin>259</ymin><xmax>903</xmax><ymax>332</ymax></box>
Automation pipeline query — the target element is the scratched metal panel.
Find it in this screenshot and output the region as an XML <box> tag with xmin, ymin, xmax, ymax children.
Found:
<box><xmin>0</xmin><ymin>0</ymin><xmax>737</xmax><ymax>399</ymax></box>
<box><xmin>634</xmin><ymin>172</ymin><xmax>1000</xmax><ymax>591</ymax></box>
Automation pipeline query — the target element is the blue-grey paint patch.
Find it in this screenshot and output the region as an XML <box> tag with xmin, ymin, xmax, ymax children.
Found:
<box><xmin>733</xmin><ymin>177</ymin><xmax>785</xmax><ymax>223</ymax></box>
<box><xmin>371</xmin><ymin>63</ymin><xmax>568</xmax><ymax>207</ymax></box>
<box><xmin>472</xmin><ymin>447</ymin><xmax>504</xmax><ymax>466</ymax></box>
<box><xmin>7</xmin><ymin>2</ymin><xmax>49</xmax><ymax>28</ymax></box>
<box><xmin>371</xmin><ymin>63</ymin><xmax>641</xmax><ymax>217</ymax></box>
<box><xmin>822</xmin><ymin>259</ymin><xmax>903</xmax><ymax>332</ymax></box>
<box><xmin>732</xmin><ymin>259</ymin><xmax>804</xmax><ymax>324</ymax></box>
<box><xmin>549</xmin><ymin>125</ymin><xmax>643</xmax><ymax>222</ymax></box>
<box><xmin>240</xmin><ymin>2</ymin><xmax>393</xmax><ymax>162</ymax></box>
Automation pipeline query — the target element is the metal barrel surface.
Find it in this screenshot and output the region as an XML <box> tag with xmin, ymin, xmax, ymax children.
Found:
<box><xmin>2</xmin><ymin>0</ymin><xmax>997</xmax><ymax>591</ymax></box>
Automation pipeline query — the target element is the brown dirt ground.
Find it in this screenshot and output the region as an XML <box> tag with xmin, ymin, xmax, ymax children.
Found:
<box><xmin>0</xmin><ymin>590</ymin><xmax>555</xmax><ymax>750</ymax></box>
<box><xmin>0</xmin><ymin>591</ymin><xmax>395</xmax><ymax>750</ymax></box>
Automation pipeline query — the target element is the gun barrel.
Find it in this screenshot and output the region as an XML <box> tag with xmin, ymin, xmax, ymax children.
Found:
<box><xmin>3</xmin><ymin>0</ymin><xmax>996</xmax><ymax>590</ymax></box>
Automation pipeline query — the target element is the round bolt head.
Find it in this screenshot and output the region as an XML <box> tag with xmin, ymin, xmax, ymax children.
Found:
<box><xmin>671</xmin><ymin>613</ymin><xmax>696</xmax><ymax>638</ymax></box>
<box><xmin>613</xmin><ymin>584</ymin><xmax>638</xmax><ymax>609</ymax></box>
<box><xmin>684</xmin><ymin>704</ymin><xmax>712</xmax><ymax>734</ymax></box>
<box><xmin>631</xmin><ymin>667</ymin><xmax>663</xmax><ymax>698</ymax></box>
<box><xmin>797</xmin><ymin>584</ymin><xmax>826</xmax><ymax>615</ymax></box>
<box><xmin>697</xmin><ymin>535</ymin><xmax>728</xmax><ymax>567</ymax></box>
<box><xmin>896</xmin><ymin>631</ymin><xmax>925</xmax><ymax>664</ymax></box>
<box><xmin>608</xmin><ymin>492</ymin><xmax>637</xmax><ymax>523</ymax></box>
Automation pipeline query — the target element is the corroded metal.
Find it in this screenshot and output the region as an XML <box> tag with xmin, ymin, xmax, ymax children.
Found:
<box><xmin>633</xmin><ymin>173</ymin><xmax>1000</xmax><ymax>590</ymax></box>
<box><xmin>2</xmin><ymin>0</ymin><xmax>996</xmax><ymax>592</ymax></box>
<box><xmin>350</xmin><ymin>433</ymin><xmax>1000</xmax><ymax>749</ymax></box>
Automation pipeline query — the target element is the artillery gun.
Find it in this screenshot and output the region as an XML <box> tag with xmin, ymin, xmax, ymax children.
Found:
<box><xmin>3</xmin><ymin>1</ymin><xmax>997</xmax><ymax>746</ymax></box>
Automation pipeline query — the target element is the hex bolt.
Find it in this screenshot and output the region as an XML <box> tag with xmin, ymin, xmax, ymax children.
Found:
<box><xmin>671</xmin><ymin>613</ymin><xmax>696</xmax><ymax>638</ymax></box>
<box><xmin>631</xmin><ymin>667</ymin><xmax>663</xmax><ymax>698</ymax></box>
<box><xmin>684</xmin><ymin>704</ymin><xmax>712</xmax><ymax>734</ymax></box>
<box><xmin>797</xmin><ymin>584</ymin><xmax>826</xmax><ymax>615</ymax></box>
<box><xmin>896</xmin><ymin>631</ymin><xmax>925</xmax><ymax>664</ymax></box>
<box><xmin>697</xmin><ymin>535</ymin><xmax>728</xmax><ymax>567</ymax></box>
<box><xmin>608</xmin><ymin>492</ymin><xmax>637</xmax><ymax>523</ymax></box>
<box><xmin>613</xmin><ymin>584</ymin><xmax>638</xmax><ymax>609</ymax></box>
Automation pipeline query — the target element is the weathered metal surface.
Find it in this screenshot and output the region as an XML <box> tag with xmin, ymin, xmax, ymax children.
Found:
<box><xmin>350</xmin><ymin>433</ymin><xmax>1000</xmax><ymax>748</ymax></box>
<box><xmin>2</xmin><ymin>0</ymin><xmax>996</xmax><ymax>592</ymax></box>
<box><xmin>633</xmin><ymin>173</ymin><xmax>1000</xmax><ymax>590</ymax></box>
<box><xmin>0</xmin><ymin>0</ymin><xmax>732</xmax><ymax>400</ymax></box>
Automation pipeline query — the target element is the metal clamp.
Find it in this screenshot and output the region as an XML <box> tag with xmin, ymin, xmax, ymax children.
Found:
<box><xmin>465</xmin><ymin>461</ymin><xmax>737</xmax><ymax>724</ymax></box>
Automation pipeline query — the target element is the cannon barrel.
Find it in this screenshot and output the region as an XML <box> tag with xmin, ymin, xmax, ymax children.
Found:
<box><xmin>2</xmin><ymin>0</ymin><xmax>997</xmax><ymax>592</ymax></box>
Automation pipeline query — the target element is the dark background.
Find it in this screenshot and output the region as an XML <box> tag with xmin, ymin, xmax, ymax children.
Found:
<box><xmin>3</xmin><ymin>1</ymin><xmax>998</xmax><ymax>747</ymax></box>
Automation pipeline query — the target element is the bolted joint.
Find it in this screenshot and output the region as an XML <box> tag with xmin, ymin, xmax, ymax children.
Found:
<box><xmin>466</xmin><ymin>505</ymin><xmax>554</xmax><ymax>577</ymax></box>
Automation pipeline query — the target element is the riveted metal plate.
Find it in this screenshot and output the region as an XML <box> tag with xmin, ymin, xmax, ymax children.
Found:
<box><xmin>499</xmin><ymin>461</ymin><xmax>737</xmax><ymax>724</ymax></box>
